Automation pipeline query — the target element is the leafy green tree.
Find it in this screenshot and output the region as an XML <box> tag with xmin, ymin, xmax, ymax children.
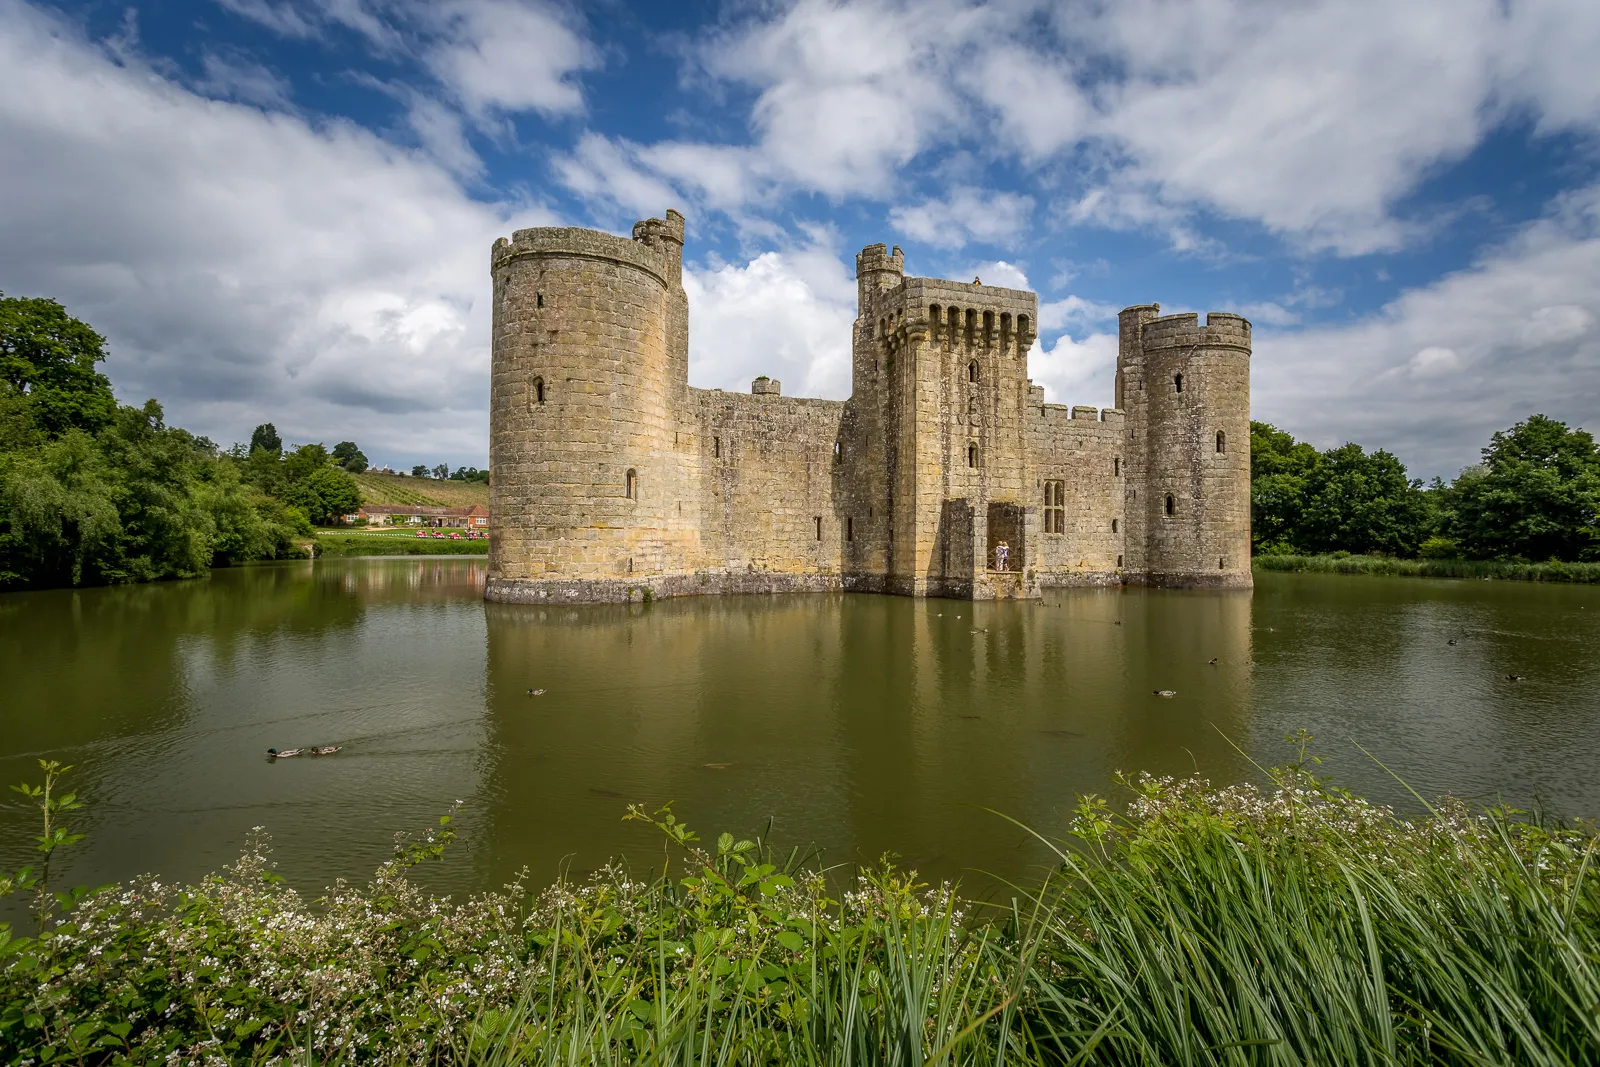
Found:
<box><xmin>1445</xmin><ymin>415</ymin><xmax>1600</xmax><ymax>561</ymax></box>
<box><xmin>332</xmin><ymin>440</ymin><xmax>367</xmax><ymax>472</ymax></box>
<box><xmin>411</xmin><ymin>464</ymin><xmax>430</xmax><ymax>478</ymax></box>
<box><xmin>432</xmin><ymin>463</ymin><xmax>449</xmax><ymax>480</ymax></box>
<box><xmin>282</xmin><ymin>442</ymin><xmax>330</xmax><ymax>483</ymax></box>
<box><xmin>286</xmin><ymin>465</ymin><xmax>362</xmax><ymax>526</ymax></box>
<box><xmin>0</xmin><ymin>294</ymin><xmax>117</xmax><ymax>435</ymax></box>
<box><xmin>1250</xmin><ymin>421</ymin><xmax>1321</xmax><ymax>554</ymax></box>
<box><xmin>249</xmin><ymin>422</ymin><xmax>282</xmax><ymax>456</ymax></box>
<box><xmin>1298</xmin><ymin>443</ymin><xmax>1434</xmax><ymax>557</ymax></box>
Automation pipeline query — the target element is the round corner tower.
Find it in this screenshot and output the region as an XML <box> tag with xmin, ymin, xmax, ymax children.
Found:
<box><xmin>1117</xmin><ymin>306</ymin><xmax>1252</xmax><ymax>588</ymax></box>
<box><xmin>486</xmin><ymin>210</ymin><xmax>690</xmax><ymax>602</ymax></box>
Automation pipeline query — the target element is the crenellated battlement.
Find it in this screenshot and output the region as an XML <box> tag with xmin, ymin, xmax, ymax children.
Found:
<box><xmin>1139</xmin><ymin>311</ymin><xmax>1252</xmax><ymax>354</ymax></box>
<box><xmin>492</xmin><ymin>211</ymin><xmax>686</xmax><ymax>288</ymax></box>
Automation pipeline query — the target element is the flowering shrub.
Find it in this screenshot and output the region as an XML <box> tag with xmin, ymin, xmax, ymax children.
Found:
<box><xmin>2</xmin><ymin>754</ymin><xmax>1597</xmax><ymax>1065</ymax></box>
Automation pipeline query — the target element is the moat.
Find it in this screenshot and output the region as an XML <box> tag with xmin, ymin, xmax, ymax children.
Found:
<box><xmin>3</xmin><ymin>557</ymin><xmax>1598</xmax><ymax>912</ymax></box>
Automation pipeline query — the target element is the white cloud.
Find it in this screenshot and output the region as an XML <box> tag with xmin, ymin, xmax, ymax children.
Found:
<box><xmin>0</xmin><ymin>0</ymin><xmax>553</xmax><ymax>465</ymax></box>
<box><xmin>888</xmin><ymin>187</ymin><xmax>1033</xmax><ymax>250</ymax></box>
<box><xmin>421</xmin><ymin>0</ymin><xmax>596</xmax><ymax>121</ymax></box>
<box><xmin>1038</xmin><ymin>295</ymin><xmax>1116</xmax><ymax>332</ymax></box>
<box><xmin>1253</xmin><ymin>186</ymin><xmax>1600</xmax><ymax>478</ymax></box>
<box><xmin>193</xmin><ymin>50</ymin><xmax>293</xmax><ymax>108</ymax></box>
<box><xmin>1025</xmin><ymin>332</ymin><xmax>1119</xmax><ymax>409</ymax></box>
<box><xmin>962</xmin><ymin>260</ymin><xmax>1030</xmax><ymax>292</ymax></box>
<box><xmin>683</xmin><ymin>245</ymin><xmax>858</xmax><ymax>401</ymax></box>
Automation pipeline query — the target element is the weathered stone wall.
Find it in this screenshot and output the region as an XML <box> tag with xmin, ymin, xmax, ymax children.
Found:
<box><xmin>1026</xmin><ymin>396</ymin><xmax>1126</xmax><ymax>584</ymax></box>
<box><xmin>487</xmin><ymin>215</ymin><xmax>1251</xmax><ymax>604</ymax></box>
<box><xmin>688</xmin><ymin>388</ymin><xmax>846</xmax><ymax>576</ymax></box>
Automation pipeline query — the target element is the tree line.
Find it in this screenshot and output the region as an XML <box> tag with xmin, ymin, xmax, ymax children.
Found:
<box><xmin>0</xmin><ymin>295</ymin><xmax>476</xmax><ymax>590</ymax></box>
<box><xmin>1251</xmin><ymin>416</ymin><xmax>1599</xmax><ymax>562</ymax></box>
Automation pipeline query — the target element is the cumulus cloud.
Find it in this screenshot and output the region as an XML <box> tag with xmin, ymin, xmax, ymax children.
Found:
<box><xmin>420</xmin><ymin>0</ymin><xmax>596</xmax><ymax>121</ymax></box>
<box><xmin>0</xmin><ymin>0</ymin><xmax>552</xmax><ymax>466</ymax></box>
<box><xmin>889</xmin><ymin>187</ymin><xmax>1033</xmax><ymax>250</ymax></box>
<box><xmin>1026</xmin><ymin>332</ymin><xmax>1120</xmax><ymax>410</ymax></box>
<box><xmin>684</xmin><ymin>245</ymin><xmax>858</xmax><ymax>401</ymax></box>
<box><xmin>1253</xmin><ymin>186</ymin><xmax>1600</xmax><ymax>478</ymax></box>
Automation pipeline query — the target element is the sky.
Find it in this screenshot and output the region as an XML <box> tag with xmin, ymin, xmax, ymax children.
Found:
<box><xmin>1</xmin><ymin>0</ymin><xmax>1597</xmax><ymax>479</ymax></box>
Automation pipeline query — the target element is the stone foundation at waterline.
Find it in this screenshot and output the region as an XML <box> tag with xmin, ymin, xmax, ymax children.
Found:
<box><xmin>486</xmin><ymin>211</ymin><xmax>1252</xmax><ymax>604</ymax></box>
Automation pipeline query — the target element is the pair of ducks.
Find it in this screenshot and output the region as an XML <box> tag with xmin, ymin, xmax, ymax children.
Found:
<box><xmin>267</xmin><ymin>746</ymin><xmax>340</xmax><ymax>758</ymax></box>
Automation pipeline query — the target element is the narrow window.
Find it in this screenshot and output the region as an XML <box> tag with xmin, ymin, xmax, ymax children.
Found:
<box><xmin>967</xmin><ymin>360</ymin><xmax>980</xmax><ymax>383</ymax></box>
<box><xmin>533</xmin><ymin>377</ymin><xmax>545</xmax><ymax>405</ymax></box>
<box><xmin>1117</xmin><ymin>554</ymin><xmax>1124</xmax><ymax>568</ymax></box>
<box><xmin>815</xmin><ymin>516</ymin><xmax>822</xmax><ymax>541</ymax></box>
<box><xmin>1216</xmin><ymin>429</ymin><xmax>1226</xmax><ymax>453</ymax></box>
<box><xmin>626</xmin><ymin>468</ymin><xmax>638</xmax><ymax>500</ymax></box>
<box><xmin>1017</xmin><ymin>314</ymin><xmax>1029</xmax><ymax>336</ymax></box>
<box><xmin>967</xmin><ymin>444</ymin><xmax>978</xmax><ymax>468</ymax></box>
<box><xmin>537</xmin><ymin>293</ymin><xmax>544</xmax><ymax>309</ymax></box>
<box><xmin>1044</xmin><ymin>480</ymin><xmax>1065</xmax><ymax>534</ymax></box>
<box><xmin>1165</xmin><ymin>493</ymin><xmax>1174</xmax><ymax>516</ymax></box>
<box><xmin>846</xmin><ymin>516</ymin><xmax>854</xmax><ymax>542</ymax></box>
<box><xmin>1113</xmin><ymin>456</ymin><xmax>1120</xmax><ymax>477</ymax></box>
<box><xmin>1219</xmin><ymin>557</ymin><xmax>1225</xmax><ymax>570</ymax></box>
<box><xmin>1112</xmin><ymin>518</ymin><xmax>1119</xmax><ymax>534</ymax></box>
<box><xmin>713</xmin><ymin>436</ymin><xmax>721</xmax><ymax>458</ymax></box>
<box><xmin>1174</xmin><ymin>373</ymin><xmax>1184</xmax><ymax>393</ymax></box>
<box><xmin>833</xmin><ymin>441</ymin><xmax>842</xmax><ymax>464</ymax></box>
<box><xmin>929</xmin><ymin>304</ymin><xmax>941</xmax><ymax>341</ymax></box>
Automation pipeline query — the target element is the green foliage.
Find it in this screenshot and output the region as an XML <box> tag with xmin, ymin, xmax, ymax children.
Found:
<box><xmin>332</xmin><ymin>440</ymin><xmax>368</xmax><ymax>473</ymax></box>
<box><xmin>0</xmin><ymin>399</ymin><xmax>296</xmax><ymax>588</ymax></box>
<box><xmin>447</xmin><ymin>466</ymin><xmax>489</xmax><ymax>484</ymax></box>
<box><xmin>3</xmin><ymin>754</ymin><xmax>1597</xmax><ymax>1066</ymax></box>
<box><xmin>1250</xmin><ymin>422</ymin><xmax>1434</xmax><ymax>557</ymax></box>
<box><xmin>1443</xmin><ymin>414</ymin><xmax>1600</xmax><ymax>562</ymax></box>
<box><xmin>313</xmin><ymin>533</ymin><xmax>486</xmax><ymax>556</ymax></box>
<box><xmin>249</xmin><ymin>422</ymin><xmax>282</xmax><ymax>457</ymax></box>
<box><xmin>0</xmin><ymin>293</ymin><xmax>117</xmax><ymax>436</ymax></box>
<box><xmin>287</xmin><ymin>465</ymin><xmax>362</xmax><ymax>526</ymax></box>
<box><xmin>412</xmin><ymin>464</ymin><xmax>429</xmax><ymax>477</ymax></box>
<box><xmin>1254</xmin><ymin>553</ymin><xmax>1600</xmax><ymax>582</ymax></box>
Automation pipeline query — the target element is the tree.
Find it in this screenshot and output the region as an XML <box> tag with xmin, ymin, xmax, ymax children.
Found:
<box><xmin>432</xmin><ymin>463</ymin><xmax>449</xmax><ymax>480</ymax></box>
<box><xmin>0</xmin><ymin>293</ymin><xmax>117</xmax><ymax>435</ymax></box>
<box><xmin>331</xmin><ymin>440</ymin><xmax>367</xmax><ymax>473</ymax></box>
<box><xmin>286</xmin><ymin>466</ymin><xmax>362</xmax><ymax>526</ymax></box>
<box><xmin>1250</xmin><ymin>422</ymin><xmax>1320</xmax><ymax>554</ymax></box>
<box><xmin>249</xmin><ymin>423</ymin><xmax>282</xmax><ymax>456</ymax></box>
<box><xmin>412</xmin><ymin>464</ymin><xmax>430</xmax><ymax>478</ymax></box>
<box><xmin>1446</xmin><ymin>415</ymin><xmax>1600</xmax><ymax>561</ymax></box>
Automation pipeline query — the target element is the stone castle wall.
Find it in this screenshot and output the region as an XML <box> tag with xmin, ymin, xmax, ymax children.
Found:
<box><xmin>486</xmin><ymin>212</ymin><xmax>1251</xmax><ymax>604</ymax></box>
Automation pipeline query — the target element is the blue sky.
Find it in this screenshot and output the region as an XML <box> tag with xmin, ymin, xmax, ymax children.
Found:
<box><xmin>2</xmin><ymin>0</ymin><xmax>1597</xmax><ymax>478</ymax></box>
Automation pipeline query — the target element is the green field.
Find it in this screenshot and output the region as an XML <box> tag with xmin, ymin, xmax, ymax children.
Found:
<box><xmin>352</xmin><ymin>470</ymin><xmax>489</xmax><ymax>508</ymax></box>
<box><xmin>313</xmin><ymin>531</ymin><xmax>487</xmax><ymax>556</ymax></box>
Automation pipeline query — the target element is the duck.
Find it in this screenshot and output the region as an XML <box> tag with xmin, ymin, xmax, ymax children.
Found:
<box><xmin>527</xmin><ymin>688</ymin><xmax>547</xmax><ymax>696</ymax></box>
<box><xmin>1448</xmin><ymin>639</ymin><xmax>1458</xmax><ymax>646</ymax></box>
<box><xmin>1208</xmin><ymin>657</ymin><xmax>1218</xmax><ymax>665</ymax></box>
<box><xmin>1505</xmin><ymin>674</ymin><xmax>1523</xmax><ymax>682</ymax></box>
<box><xmin>1154</xmin><ymin>690</ymin><xmax>1177</xmax><ymax>698</ymax></box>
<box><xmin>311</xmin><ymin>745</ymin><xmax>341</xmax><ymax>756</ymax></box>
<box><xmin>267</xmin><ymin>748</ymin><xmax>304</xmax><ymax>758</ymax></box>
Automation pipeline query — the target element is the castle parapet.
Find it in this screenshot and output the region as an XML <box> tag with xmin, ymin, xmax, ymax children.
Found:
<box><xmin>1071</xmin><ymin>405</ymin><xmax>1098</xmax><ymax>421</ymax></box>
<box><xmin>752</xmin><ymin>376</ymin><xmax>781</xmax><ymax>396</ymax></box>
<box><xmin>492</xmin><ymin>214</ymin><xmax>685</xmax><ymax>288</ymax></box>
<box><xmin>1140</xmin><ymin>312</ymin><xmax>1252</xmax><ymax>354</ymax></box>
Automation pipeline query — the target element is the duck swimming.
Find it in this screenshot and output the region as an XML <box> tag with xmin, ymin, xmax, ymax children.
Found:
<box><xmin>1154</xmin><ymin>690</ymin><xmax>1177</xmax><ymax>698</ymax></box>
<box><xmin>267</xmin><ymin>748</ymin><xmax>304</xmax><ymax>758</ymax></box>
<box><xmin>311</xmin><ymin>746</ymin><xmax>341</xmax><ymax>756</ymax></box>
<box><xmin>527</xmin><ymin>688</ymin><xmax>547</xmax><ymax>696</ymax></box>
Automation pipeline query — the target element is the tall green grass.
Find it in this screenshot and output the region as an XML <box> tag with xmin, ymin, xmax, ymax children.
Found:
<box><xmin>1254</xmin><ymin>553</ymin><xmax>1600</xmax><ymax>583</ymax></box>
<box><xmin>3</xmin><ymin>763</ymin><xmax>1596</xmax><ymax>1064</ymax></box>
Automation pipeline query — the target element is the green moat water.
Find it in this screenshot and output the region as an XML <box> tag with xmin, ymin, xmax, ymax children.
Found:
<box><xmin>3</xmin><ymin>558</ymin><xmax>1599</xmax><ymax>910</ymax></box>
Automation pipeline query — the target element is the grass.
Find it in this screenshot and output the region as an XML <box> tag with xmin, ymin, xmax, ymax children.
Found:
<box><xmin>3</xmin><ymin>753</ymin><xmax>1597</xmax><ymax>1066</ymax></box>
<box><xmin>353</xmin><ymin>471</ymin><xmax>490</xmax><ymax>509</ymax></box>
<box><xmin>313</xmin><ymin>531</ymin><xmax>488</xmax><ymax>556</ymax></box>
<box><xmin>1254</xmin><ymin>553</ymin><xmax>1600</xmax><ymax>583</ymax></box>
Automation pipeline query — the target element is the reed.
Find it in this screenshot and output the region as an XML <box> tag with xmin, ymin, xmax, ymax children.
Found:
<box><xmin>1253</xmin><ymin>553</ymin><xmax>1600</xmax><ymax>583</ymax></box>
<box><xmin>3</xmin><ymin>761</ymin><xmax>1596</xmax><ymax>1065</ymax></box>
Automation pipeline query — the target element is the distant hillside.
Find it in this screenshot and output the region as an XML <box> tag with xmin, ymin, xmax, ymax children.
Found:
<box><xmin>353</xmin><ymin>472</ymin><xmax>490</xmax><ymax>508</ymax></box>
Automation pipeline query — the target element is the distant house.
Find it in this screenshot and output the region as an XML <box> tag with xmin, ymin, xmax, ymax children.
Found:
<box><xmin>356</xmin><ymin>504</ymin><xmax>489</xmax><ymax>529</ymax></box>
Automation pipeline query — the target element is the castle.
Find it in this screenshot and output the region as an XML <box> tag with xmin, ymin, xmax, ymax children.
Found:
<box><xmin>485</xmin><ymin>210</ymin><xmax>1252</xmax><ymax>604</ymax></box>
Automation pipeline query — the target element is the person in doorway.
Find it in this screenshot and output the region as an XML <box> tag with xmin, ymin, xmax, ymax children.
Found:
<box><xmin>995</xmin><ymin>541</ymin><xmax>1010</xmax><ymax>572</ymax></box>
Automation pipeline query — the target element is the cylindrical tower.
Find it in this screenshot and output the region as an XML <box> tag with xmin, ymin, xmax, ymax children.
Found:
<box><xmin>486</xmin><ymin>212</ymin><xmax>688</xmax><ymax>601</ymax></box>
<box><xmin>1137</xmin><ymin>312</ymin><xmax>1252</xmax><ymax>587</ymax></box>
